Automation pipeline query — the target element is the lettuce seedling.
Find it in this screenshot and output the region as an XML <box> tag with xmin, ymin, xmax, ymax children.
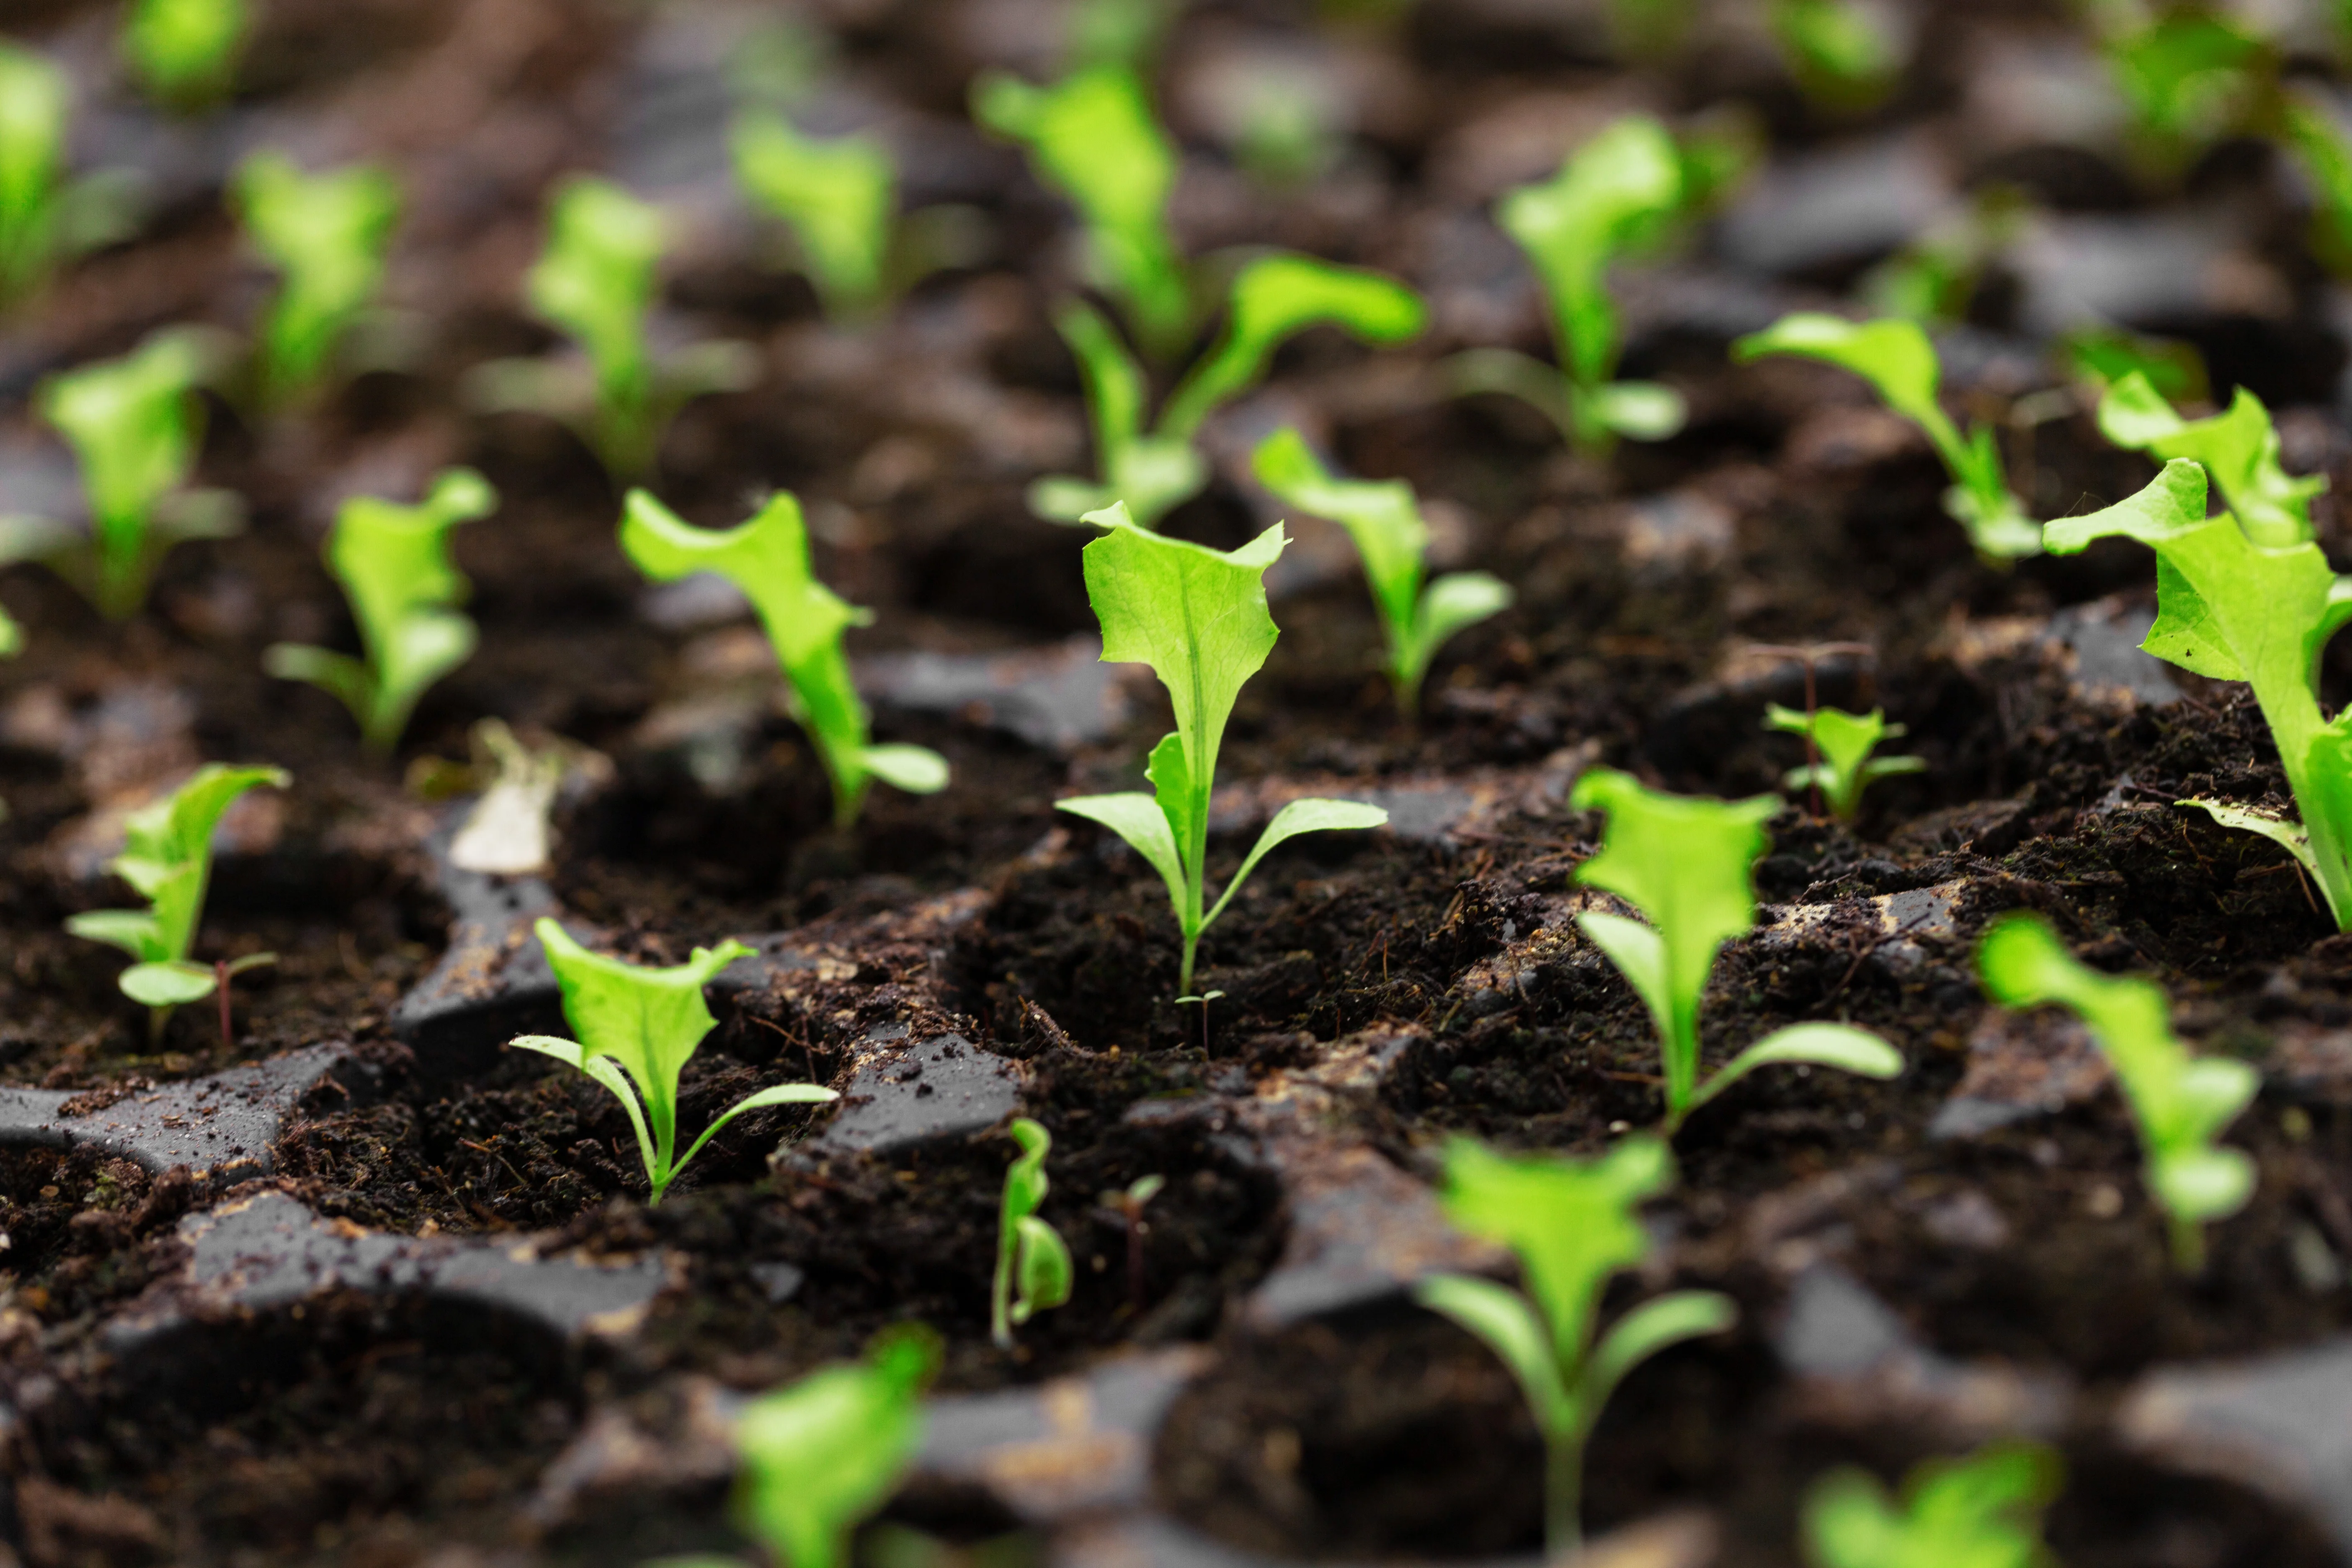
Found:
<box><xmin>992</xmin><ymin>1117</ymin><xmax>1074</xmax><ymax>1349</ymax></box>
<box><xmin>2041</xmin><ymin>459</ymin><xmax>2352</xmax><ymax>926</ymax></box>
<box><xmin>2100</xmin><ymin>7</ymin><xmax>2260</xmax><ymax>175</ymax></box>
<box><xmin>263</xmin><ymin>467</ymin><xmax>497</xmax><ymax>756</ymax></box>
<box><xmin>621</xmin><ymin>489</ymin><xmax>949</xmax><ymax>827</ymax></box>
<box><xmin>511</xmin><ymin>919</ymin><xmax>838</xmax><ymax>1206</ymax></box>
<box><xmin>1417</xmin><ymin>1136</ymin><xmax>1735</xmax><ymax>1560</ymax></box>
<box><xmin>1803</xmin><ymin>1440</ymin><xmax>2063</xmax><ymax>1568</ymax></box>
<box><xmin>123</xmin><ymin>0</ymin><xmax>248</xmax><ymax>111</ymax></box>
<box><xmin>0</xmin><ymin>45</ymin><xmax>136</xmax><ymax>307</ymax></box>
<box><xmin>1448</xmin><ymin>115</ymin><xmax>1688</xmax><ymax>458</ymax></box>
<box><xmin>1029</xmin><ymin>254</ymin><xmax>1425</xmax><ymax>526</ymax></box>
<box><xmin>0</xmin><ymin>329</ymin><xmax>242</xmax><ymax>622</ymax></box>
<box><xmin>2097</xmin><ymin>371</ymin><xmax>2321</xmax><ymax>549</ymax></box>
<box><xmin>1251</xmin><ymin>427</ymin><xmax>1511</xmax><ymax>715</ymax></box>
<box><xmin>731</xmin><ymin>116</ymin><xmax>892</xmax><ymax>317</ymax></box>
<box><xmin>67</xmin><ymin>763</ymin><xmax>286</xmax><ymax>1038</ymax></box>
<box><xmin>233</xmin><ymin>151</ymin><xmax>400</xmax><ymax>405</ymax></box>
<box><xmin>1978</xmin><ymin>912</ymin><xmax>2257</xmax><ymax>1271</ymax></box>
<box><xmin>1055</xmin><ymin>505</ymin><xmax>1389</xmax><ymax>991</ymax></box>
<box><xmin>1764</xmin><ymin>704</ymin><xmax>1925</xmax><ymax>823</ymax></box>
<box><xmin>1734</xmin><ymin>312</ymin><xmax>2039</xmax><ymax>560</ymax></box>
<box><xmin>1769</xmin><ymin>0</ymin><xmax>1899</xmax><ymax>114</ymax></box>
<box><xmin>2058</xmin><ymin>323</ymin><xmax>2208</xmax><ymax>406</ymax></box>
<box><xmin>1571</xmin><ymin>767</ymin><xmax>1903</xmax><ymax>1131</ymax></box>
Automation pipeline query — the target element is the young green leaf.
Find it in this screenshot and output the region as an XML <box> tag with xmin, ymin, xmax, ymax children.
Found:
<box><xmin>0</xmin><ymin>45</ymin><xmax>67</xmax><ymax>304</ymax></box>
<box><xmin>1734</xmin><ymin>311</ymin><xmax>2038</xmax><ymax>560</ymax></box>
<box><xmin>1572</xmin><ymin>766</ymin><xmax>1901</xmax><ymax>1129</ymax></box>
<box><xmin>991</xmin><ymin>1117</ymin><xmax>1074</xmax><ymax>1349</ymax></box>
<box><xmin>730</xmin><ymin>1324</ymin><xmax>941</xmax><ymax>1568</ymax></box>
<box><xmin>1053</xmin><ymin>503</ymin><xmax>1388</xmax><ymax>990</ymax></box>
<box><xmin>1251</xmin><ymin>426</ymin><xmax>1511</xmax><ymax>715</ymax></box>
<box><xmin>2102</xmin><ymin>8</ymin><xmax>2259</xmax><ymax>174</ymax></box>
<box><xmin>233</xmin><ymin>152</ymin><xmax>400</xmax><ymax>405</ymax></box>
<box><xmin>2097</xmin><ymin>371</ymin><xmax>2321</xmax><ymax>548</ymax></box>
<box><xmin>1027</xmin><ymin>297</ymin><xmax>1206</xmax><ymax>526</ymax></box>
<box><xmin>1803</xmin><ymin>1441</ymin><xmax>2063</xmax><ymax>1568</ymax></box>
<box><xmin>620</xmin><ymin>489</ymin><xmax>948</xmax><ymax>828</ymax></box>
<box><xmin>264</xmin><ymin>466</ymin><xmax>495</xmax><ymax>756</ymax></box>
<box><xmin>1764</xmin><ymin>703</ymin><xmax>1926</xmax><ymax>822</ymax></box>
<box><xmin>2042</xmin><ymin>458</ymin><xmax>2352</xmax><ymax>928</ymax></box>
<box><xmin>2058</xmin><ymin>323</ymin><xmax>2209</xmax><ymax>406</ymax></box>
<box><xmin>510</xmin><ymin>918</ymin><xmax>838</xmax><ymax>1205</ymax></box>
<box><xmin>1418</xmin><ymin>1136</ymin><xmax>1733</xmax><ymax>1559</ymax></box>
<box><xmin>65</xmin><ymin>763</ymin><xmax>286</xmax><ymax>1037</ymax></box>
<box><xmin>1979</xmin><ymin>912</ymin><xmax>2257</xmax><ymax>1271</ymax></box>
<box><xmin>123</xmin><ymin>0</ymin><xmax>248</xmax><ymax>111</ymax></box>
<box><xmin>730</xmin><ymin>115</ymin><xmax>895</xmax><ymax>316</ymax></box>
<box><xmin>1768</xmin><ymin>0</ymin><xmax>1899</xmax><ymax>113</ymax></box>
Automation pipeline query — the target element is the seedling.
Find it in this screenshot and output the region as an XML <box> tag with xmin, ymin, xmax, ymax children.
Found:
<box><xmin>620</xmin><ymin>489</ymin><xmax>949</xmax><ymax>827</ymax></box>
<box><xmin>1861</xmin><ymin>188</ymin><xmax>2024</xmax><ymax>328</ymax></box>
<box><xmin>2098</xmin><ymin>4</ymin><xmax>2261</xmax><ymax>175</ymax></box>
<box><xmin>263</xmin><ymin>467</ymin><xmax>497</xmax><ymax>756</ymax></box>
<box><xmin>233</xmin><ymin>151</ymin><xmax>400</xmax><ymax>405</ymax></box>
<box><xmin>992</xmin><ymin>1117</ymin><xmax>1074</xmax><ymax>1349</ymax></box>
<box><xmin>2096</xmin><ymin>372</ymin><xmax>2321</xmax><ymax>549</ymax></box>
<box><xmin>1448</xmin><ymin>115</ymin><xmax>1689</xmax><ymax>458</ymax></box>
<box><xmin>2058</xmin><ymin>323</ymin><xmax>2208</xmax><ymax>405</ymax></box>
<box><xmin>470</xmin><ymin>177</ymin><xmax>755</xmax><ymax>480</ymax></box>
<box><xmin>730</xmin><ymin>116</ymin><xmax>894</xmax><ymax>317</ymax></box>
<box><xmin>1769</xmin><ymin>0</ymin><xmax>1899</xmax><ymax>114</ymax></box>
<box><xmin>1734</xmin><ymin>312</ymin><xmax>2040</xmax><ymax>560</ymax></box>
<box><xmin>0</xmin><ymin>45</ymin><xmax>136</xmax><ymax>307</ymax></box>
<box><xmin>0</xmin><ymin>329</ymin><xmax>243</xmax><ymax>622</ymax></box>
<box><xmin>66</xmin><ymin>763</ymin><xmax>286</xmax><ymax>1041</ymax></box>
<box><xmin>2040</xmin><ymin>459</ymin><xmax>2352</xmax><ymax>927</ymax></box>
<box><xmin>1571</xmin><ymin>766</ymin><xmax>1903</xmax><ymax>1131</ymax></box>
<box><xmin>1055</xmin><ymin>504</ymin><xmax>1390</xmax><ymax>991</ymax></box>
<box><xmin>1764</xmin><ymin>705</ymin><xmax>1925</xmax><ymax>823</ymax></box>
<box><xmin>1803</xmin><ymin>1440</ymin><xmax>2063</xmax><ymax>1568</ymax></box>
<box><xmin>2281</xmin><ymin>94</ymin><xmax>2352</xmax><ymax>276</ymax></box>
<box><xmin>1979</xmin><ymin>911</ymin><xmax>2257</xmax><ymax>1271</ymax></box>
<box><xmin>1097</xmin><ymin>1173</ymin><xmax>1164</xmax><ymax>1314</ymax></box>
<box><xmin>1028</xmin><ymin>254</ymin><xmax>1425</xmax><ymax>527</ymax></box>
<box><xmin>1251</xmin><ymin>427</ymin><xmax>1512</xmax><ymax>715</ymax></box>
<box><xmin>123</xmin><ymin>0</ymin><xmax>248</xmax><ymax>111</ymax></box>
<box><xmin>1417</xmin><ymin>1136</ymin><xmax>1735</xmax><ymax>1560</ymax></box>
<box><xmin>511</xmin><ymin>919</ymin><xmax>838</xmax><ymax>1206</ymax></box>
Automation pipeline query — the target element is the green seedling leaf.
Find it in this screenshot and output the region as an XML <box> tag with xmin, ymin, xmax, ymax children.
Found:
<box><xmin>1686</xmin><ymin>1022</ymin><xmax>1904</xmax><ymax>1114</ymax></box>
<box><xmin>993</xmin><ymin>1117</ymin><xmax>1073</xmax><ymax>1347</ymax></box>
<box><xmin>0</xmin><ymin>44</ymin><xmax>67</xmax><ymax>303</ymax></box>
<box><xmin>1803</xmin><ymin>1440</ymin><xmax>2063</xmax><ymax>1568</ymax></box>
<box><xmin>621</xmin><ymin>489</ymin><xmax>947</xmax><ymax>827</ymax></box>
<box><xmin>264</xmin><ymin>467</ymin><xmax>495</xmax><ymax>756</ymax></box>
<box><xmin>515</xmin><ymin>919</ymin><xmax>836</xmax><ymax>1205</ymax></box>
<box><xmin>1768</xmin><ymin>0</ymin><xmax>1899</xmax><ymax>113</ymax></box>
<box><xmin>1764</xmin><ymin>703</ymin><xmax>1926</xmax><ymax>822</ymax></box>
<box><xmin>1157</xmin><ymin>255</ymin><xmax>1426</xmax><ymax>441</ymax></box>
<box><xmin>2104</xmin><ymin>9</ymin><xmax>2259</xmax><ymax>174</ymax></box>
<box><xmin>1054</xmin><ymin>503</ymin><xmax>1387</xmax><ymax>990</ymax></box>
<box><xmin>1251</xmin><ymin>427</ymin><xmax>1511</xmax><ymax>714</ymax></box>
<box><xmin>123</xmin><ymin>0</ymin><xmax>247</xmax><ymax>111</ymax></box>
<box><xmin>1418</xmin><ymin>1135</ymin><xmax>1732</xmax><ymax>1560</ymax></box>
<box><xmin>732</xmin><ymin>1323</ymin><xmax>941</xmax><ymax>1568</ymax></box>
<box><xmin>1029</xmin><ymin>297</ymin><xmax>1206</xmax><ymax>526</ymax></box>
<box><xmin>234</xmin><ymin>152</ymin><xmax>400</xmax><ymax>405</ymax></box>
<box><xmin>120</xmin><ymin>959</ymin><xmax>222</xmax><ymax>1008</ymax></box>
<box><xmin>2058</xmin><ymin>324</ymin><xmax>2208</xmax><ymax>406</ymax></box>
<box><xmin>731</xmin><ymin>115</ymin><xmax>895</xmax><ymax>316</ymax></box>
<box><xmin>2097</xmin><ymin>371</ymin><xmax>2322</xmax><ymax>548</ymax></box>
<box><xmin>1978</xmin><ymin>912</ymin><xmax>2258</xmax><ymax>1271</ymax></box>
<box><xmin>529</xmin><ymin>176</ymin><xmax>662</xmax><ymax>466</ymax></box>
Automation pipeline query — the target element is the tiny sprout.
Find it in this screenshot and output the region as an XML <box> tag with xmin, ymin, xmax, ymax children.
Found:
<box><xmin>1768</xmin><ymin>0</ymin><xmax>1901</xmax><ymax>114</ymax></box>
<box><xmin>1803</xmin><ymin>1440</ymin><xmax>2063</xmax><ymax>1568</ymax></box>
<box><xmin>1251</xmin><ymin>427</ymin><xmax>1511</xmax><ymax>715</ymax></box>
<box><xmin>2057</xmin><ymin>324</ymin><xmax>2208</xmax><ymax>406</ymax></box>
<box><xmin>510</xmin><ymin>919</ymin><xmax>838</xmax><ymax>1206</ymax></box>
<box><xmin>123</xmin><ymin>0</ymin><xmax>249</xmax><ymax>111</ymax></box>
<box><xmin>67</xmin><ymin>763</ymin><xmax>287</xmax><ymax>1041</ymax></box>
<box><xmin>1978</xmin><ymin>912</ymin><xmax>2257</xmax><ymax>1272</ymax></box>
<box><xmin>1098</xmin><ymin>1173</ymin><xmax>1164</xmax><ymax>1313</ymax></box>
<box><xmin>447</xmin><ymin>720</ymin><xmax>597</xmax><ymax>877</ymax></box>
<box><xmin>731</xmin><ymin>116</ymin><xmax>892</xmax><ymax>317</ymax></box>
<box><xmin>232</xmin><ymin>152</ymin><xmax>400</xmax><ymax>406</ymax></box>
<box><xmin>1418</xmin><ymin>1136</ymin><xmax>1735</xmax><ymax>1560</ymax></box>
<box><xmin>264</xmin><ymin>467</ymin><xmax>496</xmax><ymax>757</ymax></box>
<box><xmin>1571</xmin><ymin>767</ymin><xmax>1903</xmax><ymax>1131</ymax></box>
<box><xmin>2100</xmin><ymin>6</ymin><xmax>2261</xmax><ymax>175</ymax></box>
<box><xmin>0</xmin><ymin>45</ymin><xmax>137</xmax><ymax>308</ymax></box>
<box><xmin>993</xmin><ymin>1117</ymin><xmax>1074</xmax><ymax>1349</ymax></box>
<box><xmin>1764</xmin><ymin>704</ymin><xmax>1925</xmax><ymax>823</ymax></box>
<box><xmin>1056</xmin><ymin>505</ymin><xmax>1389</xmax><ymax>992</ymax></box>
<box><xmin>1734</xmin><ymin>312</ymin><xmax>2039</xmax><ymax>561</ymax></box>
<box><xmin>620</xmin><ymin>488</ymin><xmax>949</xmax><ymax>828</ymax></box>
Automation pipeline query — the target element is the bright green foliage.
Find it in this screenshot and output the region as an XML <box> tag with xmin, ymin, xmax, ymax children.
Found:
<box><xmin>2101</xmin><ymin>7</ymin><xmax>2260</xmax><ymax>174</ymax></box>
<box><xmin>1764</xmin><ymin>704</ymin><xmax>1925</xmax><ymax>823</ymax></box>
<box><xmin>511</xmin><ymin>920</ymin><xmax>838</xmax><ymax>1206</ymax></box>
<box><xmin>1251</xmin><ymin>427</ymin><xmax>1511</xmax><ymax>715</ymax></box>
<box><xmin>1</xmin><ymin>329</ymin><xmax>242</xmax><ymax>622</ymax></box>
<box><xmin>972</xmin><ymin>65</ymin><xmax>1189</xmax><ymax>359</ymax></box>
<box><xmin>1030</xmin><ymin>256</ymin><xmax>1425</xmax><ymax>527</ymax></box>
<box><xmin>1734</xmin><ymin>312</ymin><xmax>2039</xmax><ymax>560</ymax></box>
<box><xmin>1979</xmin><ymin>911</ymin><xmax>2258</xmax><ymax>1271</ymax></box>
<box><xmin>729</xmin><ymin>1325</ymin><xmax>940</xmax><ymax>1568</ymax></box>
<box><xmin>0</xmin><ymin>45</ymin><xmax>133</xmax><ymax>306</ymax></box>
<box><xmin>67</xmin><ymin>763</ymin><xmax>286</xmax><ymax>1033</ymax></box>
<box><xmin>1803</xmin><ymin>1441</ymin><xmax>2063</xmax><ymax>1568</ymax></box>
<box><xmin>991</xmin><ymin>1117</ymin><xmax>1074</xmax><ymax>1349</ymax></box>
<box><xmin>233</xmin><ymin>152</ymin><xmax>400</xmax><ymax>405</ymax></box>
<box><xmin>1571</xmin><ymin>767</ymin><xmax>1903</xmax><ymax>1131</ymax></box>
<box><xmin>1451</xmin><ymin>116</ymin><xmax>1688</xmax><ymax>457</ymax></box>
<box><xmin>1417</xmin><ymin>1137</ymin><xmax>1734</xmax><ymax>1560</ymax></box>
<box><xmin>2042</xmin><ymin>459</ymin><xmax>2352</xmax><ymax>928</ymax></box>
<box><xmin>2059</xmin><ymin>323</ymin><xmax>2208</xmax><ymax>405</ymax></box>
<box><xmin>1769</xmin><ymin>0</ymin><xmax>1898</xmax><ymax>113</ymax></box>
<box><xmin>2098</xmin><ymin>372</ymin><xmax>2321</xmax><ymax>549</ymax></box>
<box><xmin>1055</xmin><ymin>505</ymin><xmax>1389</xmax><ymax>992</ymax></box>
<box><xmin>620</xmin><ymin>490</ymin><xmax>948</xmax><ymax>828</ymax></box>
<box><xmin>263</xmin><ymin>467</ymin><xmax>496</xmax><ymax>757</ymax></box>
<box><xmin>730</xmin><ymin>116</ymin><xmax>894</xmax><ymax>316</ymax></box>
<box><xmin>124</xmin><ymin>0</ymin><xmax>248</xmax><ymax>110</ymax></box>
